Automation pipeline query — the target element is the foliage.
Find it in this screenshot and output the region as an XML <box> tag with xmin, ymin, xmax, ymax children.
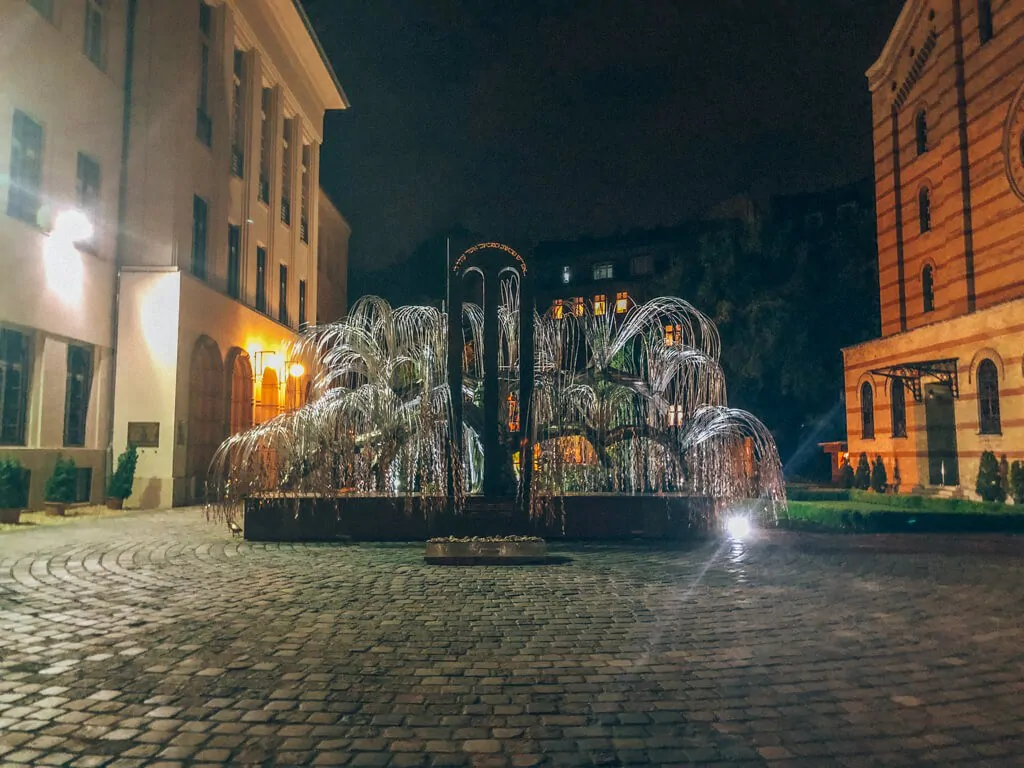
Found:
<box><xmin>1010</xmin><ymin>461</ymin><xmax>1024</xmax><ymax>505</ymax></box>
<box><xmin>999</xmin><ymin>455</ymin><xmax>1010</xmax><ymax>500</ymax></box>
<box><xmin>976</xmin><ymin>451</ymin><xmax>1006</xmax><ymax>503</ymax></box>
<box><xmin>107</xmin><ymin>444</ymin><xmax>138</xmax><ymax>500</ymax></box>
<box><xmin>838</xmin><ymin>460</ymin><xmax>854</xmax><ymax>489</ymax></box>
<box><xmin>650</xmin><ymin>193</ymin><xmax>879</xmax><ymax>472</ymax></box>
<box><xmin>45</xmin><ymin>457</ymin><xmax>78</xmax><ymax>504</ymax></box>
<box><xmin>787</xmin><ymin>487</ymin><xmax>1018</xmax><ymax>515</ymax></box>
<box><xmin>0</xmin><ymin>459</ymin><xmax>27</xmax><ymax>509</ymax></box>
<box><xmin>870</xmin><ymin>455</ymin><xmax>887</xmax><ymax>493</ymax></box>
<box><xmin>854</xmin><ymin>452</ymin><xmax>871</xmax><ymax>490</ymax></box>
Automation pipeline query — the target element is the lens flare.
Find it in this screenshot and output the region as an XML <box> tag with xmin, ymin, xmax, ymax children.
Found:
<box><xmin>725</xmin><ymin>515</ymin><xmax>751</xmax><ymax>539</ymax></box>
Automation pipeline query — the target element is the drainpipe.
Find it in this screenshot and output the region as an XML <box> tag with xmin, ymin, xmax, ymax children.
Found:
<box><xmin>106</xmin><ymin>0</ymin><xmax>138</xmax><ymax>481</ymax></box>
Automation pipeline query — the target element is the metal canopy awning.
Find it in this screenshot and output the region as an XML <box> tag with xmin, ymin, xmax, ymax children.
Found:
<box><xmin>869</xmin><ymin>358</ymin><xmax>959</xmax><ymax>402</ymax></box>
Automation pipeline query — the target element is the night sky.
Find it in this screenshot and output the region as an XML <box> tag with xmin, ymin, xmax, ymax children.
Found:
<box><xmin>304</xmin><ymin>1</ymin><xmax>905</xmax><ymax>271</ymax></box>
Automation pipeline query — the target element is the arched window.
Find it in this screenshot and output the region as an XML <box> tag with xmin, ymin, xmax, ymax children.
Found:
<box><xmin>919</xmin><ymin>188</ymin><xmax>931</xmax><ymax>233</ymax></box>
<box><xmin>891</xmin><ymin>380</ymin><xmax>907</xmax><ymax>438</ymax></box>
<box><xmin>257</xmin><ymin>367</ymin><xmax>279</xmax><ymax>424</ymax></box>
<box><xmin>861</xmin><ymin>382</ymin><xmax>875</xmax><ymax>439</ymax></box>
<box><xmin>922</xmin><ymin>265</ymin><xmax>935</xmax><ymax>313</ymax></box>
<box><xmin>915</xmin><ymin>110</ymin><xmax>928</xmax><ymax>155</ymax></box>
<box><xmin>978</xmin><ymin>0</ymin><xmax>994</xmax><ymax>44</ymax></box>
<box><xmin>228</xmin><ymin>352</ymin><xmax>253</xmax><ymax>435</ymax></box>
<box><xmin>977</xmin><ymin>359</ymin><xmax>1001</xmax><ymax>434</ymax></box>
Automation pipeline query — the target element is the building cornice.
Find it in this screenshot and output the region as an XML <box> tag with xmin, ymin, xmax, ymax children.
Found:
<box><xmin>866</xmin><ymin>0</ymin><xmax>926</xmax><ymax>93</ymax></box>
<box><xmin>291</xmin><ymin>0</ymin><xmax>349</xmax><ymax>110</ymax></box>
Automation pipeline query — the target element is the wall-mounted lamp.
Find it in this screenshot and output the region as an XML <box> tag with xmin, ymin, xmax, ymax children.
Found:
<box><xmin>254</xmin><ymin>350</ymin><xmax>280</xmax><ymax>377</ymax></box>
<box><xmin>287</xmin><ymin>361</ymin><xmax>305</xmax><ymax>378</ymax></box>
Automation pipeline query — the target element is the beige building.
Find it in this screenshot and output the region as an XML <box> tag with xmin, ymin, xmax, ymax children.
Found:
<box><xmin>0</xmin><ymin>0</ymin><xmax>128</xmax><ymax>507</ymax></box>
<box><xmin>1</xmin><ymin>0</ymin><xmax>348</xmax><ymax>509</ymax></box>
<box><xmin>317</xmin><ymin>190</ymin><xmax>351</xmax><ymax>324</ymax></box>
<box><xmin>844</xmin><ymin>0</ymin><xmax>1024</xmax><ymax>495</ymax></box>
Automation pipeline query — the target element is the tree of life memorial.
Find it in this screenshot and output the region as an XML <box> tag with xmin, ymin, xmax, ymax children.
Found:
<box><xmin>209</xmin><ymin>242</ymin><xmax>786</xmax><ymax>530</ymax></box>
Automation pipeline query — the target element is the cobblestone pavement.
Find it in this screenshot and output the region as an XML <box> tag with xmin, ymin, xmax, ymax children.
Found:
<box><xmin>2</xmin><ymin>511</ymin><xmax>1024</xmax><ymax>767</ymax></box>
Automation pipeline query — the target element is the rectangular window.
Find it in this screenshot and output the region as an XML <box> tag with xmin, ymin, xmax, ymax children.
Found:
<box><xmin>75</xmin><ymin>153</ymin><xmax>100</xmax><ymax>242</ymax></box>
<box><xmin>281</xmin><ymin>119</ymin><xmax>293</xmax><ymax>225</ymax></box>
<box><xmin>630</xmin><ymin>254</ymin><xmax>653</xmax><ymax>276</ymax></box>
<box><xmin>562</xmin><ymin>265</ymin><xmax>571</xmax><ymax>284</ymax></box>
<box><xmin>196</xmin><ymin>3</ymin><xmax>212</xmax><ymax>146</ymax></box>
<box><xmin>593</xmin><ymin>294</ymin><xmax>607</xmax><ymax>316</ymax></box>
<box><xmin>231</xmin><ymin>50</ymin><xmax>246</xmax><ymax>177</ymax></box>
<box><xmin>665</xmin><ymin>324</ymin><xmax>681</xmax><ymax>347</ymax></box>
<box><xmin>615</xmin><ymin>291</ymin><xmax>629</xmax><ymax>314</ymax></box>
<box><xmin>255</xmin><ymin>247</ymin><xmax>267</xmax><ymax>312</ymax></box>
<box><xmin>227</xmin><ymin>225</ymin><xmax>241</xmax><ymax>299</ymax></box>
<box><xmin>259</xmin><ymin>88</ymin><xmax>272</xmax><ymax>202</ymax></box>
<box><xmin>63</xmin><ymin>345</ymin><xmax>92</xmax><ymax>447</ymax></box>
<box><xmin>979</xmin><ymin>0</ymin><xmax>994</xmax><ymax>44</ymax></box>
<box><xmin>191</xmin><ymin>195</ymin><xmax>208</xmax><ymax>280</ymax></box>
<box><xmin>0</xmin><ymin>328</ymin><xmax>30</xmax><ymax>446</ymax></box>
<box><xmin>84</xmin><ymin>0</ymin><xmax>105</xmax><ymax>68</ymax></box>
<box><xmin>552</xmin><ymin>300</ymin><xmax>564</xmax><ymax>320</ymax></box>
<box><xmin>278</xmin><ymin>264</ymin><xmax>289</xmax><ymax>325</ymax></box>
<box><xmin>300</xmin><ymin>144</ymin><xmax>310</xmax><ymax>243</ymax></box>
<box><xmin>7</xmin><ymin>110</ymin><xmax>44</xmax><ymax>225</ymax></box>
<box><xmin>667</xmin><ymin>404</ymin><xmax>684</xmax><ymax>428</ymax></box>
<box><xmin>573</xmin><ymin>297</ymin><xmax>584</xmax><ymax>317</ymax></box>
<box><xmin>29</xmin><ymin>0</ymin><xmax>53</xmax><ymax>21</ymax></box>
<box><xmin>593</xmin><ymin>263</ymin><xmax>613</xmax><ymax>281</ymax></box>
<box><xmin>298</xmin><ymin>280</ymin><xmax>307</xmax><ymax>328</ymax></box>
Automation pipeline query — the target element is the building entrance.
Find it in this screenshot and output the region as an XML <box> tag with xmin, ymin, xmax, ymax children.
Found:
<box><xmin>924</xmin><ymin>382</ymin><xmax>959</xmax><ymax>486</ymax></box>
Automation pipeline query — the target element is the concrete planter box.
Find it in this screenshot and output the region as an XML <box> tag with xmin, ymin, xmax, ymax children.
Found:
<box><xmin>243</xmin><ymin>494</ymin><xmax>717</xmax><ymax>542</ymax></box>
<box><xmin>0</xmin><ymin>508</ymin><xmax>21</xmax><ymax>524</ymax></box>
<box><xmin>425</xmin><ymin>538</ymin><xmax>548</xmax><ymax>565</ymax></box>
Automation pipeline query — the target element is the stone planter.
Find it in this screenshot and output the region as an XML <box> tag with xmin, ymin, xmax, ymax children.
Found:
<box><xmin>424</xmin><ymin>537</ymin><xmax>548</xmax><ymax>565</ymax></box>
<box><xmin>0</xmin><ymin>508</ymin><xmax>21</xmax><ymax>525</ymax></box>
<box><xmin>44</xmin><ymin>502</ymin><xmax>67</xmax><ymax>517</ymax></box>
<box><xmin>106</xmin><ymin>497</ymin><xmax>124</xmax><ymax>510</ymax></box>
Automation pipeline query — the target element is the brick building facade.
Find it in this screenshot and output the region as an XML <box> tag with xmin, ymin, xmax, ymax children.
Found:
<box><xmin>843</xmin><ymin>0</ymin><xmax>1024</xmax><ymax>494</ymax></box>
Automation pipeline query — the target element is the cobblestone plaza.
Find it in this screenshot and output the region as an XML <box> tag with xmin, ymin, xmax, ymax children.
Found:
<box><xmin>2</xmin><ymin>512</ymin><xmax>1023</xmax><ymax>766</ymax></box>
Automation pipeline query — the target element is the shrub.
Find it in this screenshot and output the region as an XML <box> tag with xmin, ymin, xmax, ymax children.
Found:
<box><xmin>1010</xmin><ymin>461</ymin><xmax>1024</xmax><ymax>505</ymax></box>
<box><xmin>854</xmin><ymin>452</ymin><xmax>871</xmax><ymax>490</ymax></box>
<box><xmin>999</xmin><ymin>455</ymin><xmax>1010</xmax><ymax>500</ymax></box>
<box><xmin>0</xmin><ymin>459</ymin><xmax>27</xmax><ymax>509</ymax></box>
<box><xmin>839</xmin><ymin>460</ymin><xmax>855</xmax><ymax>489</ymax></box>
<box><xmin>976</xmin><ymin>451</ymin><xmax>1006</xmax><ymax>503</ymax></box>
<box><xmin>107</xmin><ymin>444</ymin><xmax>138</xmax><ymax>500</ymax></box>
<box><xmin>870</xmin><ymin>455</ymin><xmax>888</xmax><ymax>493</ymax></box>
<box><xmin>45</xmin><ymin>457</ymin><xmax>78</xmax><ymax>504</ymax></box>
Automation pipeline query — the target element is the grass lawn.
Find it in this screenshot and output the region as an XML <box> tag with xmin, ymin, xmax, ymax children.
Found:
<box><xmin>0</xmin><ymin>504</ymin><xmax>130</xmax><ymax>533</ymax></box>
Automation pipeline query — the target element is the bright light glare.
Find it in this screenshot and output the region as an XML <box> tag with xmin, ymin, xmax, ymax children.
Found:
<box><xmin>725</xmin><ymin>515</ymin><xmax>752</xmax><ymax>539</ymax></box>
<box><xmin>289</xmin><ymin>362</ymin><xmax>305</xmax><ymax>378</ymax></box>
<box><xmin>54</xmin><ymin>209</ymin><xmax>94</xmax><ymax>243</ymax></box>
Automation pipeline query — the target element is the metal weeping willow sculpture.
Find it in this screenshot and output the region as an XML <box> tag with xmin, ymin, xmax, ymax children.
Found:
<box><xmin>208</xmin><ymin>243</ymin><xmax>786</xmax><ymax>529</ymax></box>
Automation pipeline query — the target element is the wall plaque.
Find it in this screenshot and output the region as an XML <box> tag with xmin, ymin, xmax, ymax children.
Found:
<box><xmin>127</xmin><ymin>422</ymin><xmax>160</xmax><ymax>448</ymax></box>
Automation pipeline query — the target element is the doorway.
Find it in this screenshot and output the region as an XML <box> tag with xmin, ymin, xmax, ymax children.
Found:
<box><xmin>924</xmin><ymin>382</ymin><xmax>959</xmax><ymax>486</ymax></box>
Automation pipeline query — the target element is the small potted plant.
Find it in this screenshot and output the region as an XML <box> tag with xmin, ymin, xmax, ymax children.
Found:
<box><xmin>0</xmin><ymin>458</ymin><xmax>26</xmax><ymax>524</ymax></box>
<box><xmin>44</xmin><ymin>457</ymin><xmax>78</xmax><ymax>516</ymax></box>
<box><xmin>106</xmin><ymin>444</ymin><xmax>138</xmax><ymax>510</ymax></box>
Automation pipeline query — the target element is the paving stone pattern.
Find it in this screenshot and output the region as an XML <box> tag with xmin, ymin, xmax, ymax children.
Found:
<box><xmin>1</xmin><ymin>511</ymin><xmax>1024</xmax><ymax>766</ymax></box>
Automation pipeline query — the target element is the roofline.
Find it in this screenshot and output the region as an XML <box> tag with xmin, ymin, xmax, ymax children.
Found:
<box><xmin>318</xmin><ymin>187</ymin><xmax>352</xmax><ymax>232</ymax></box>
<box><xmin>292</xmin><ymin>0</ymin><xmax>350</xmax><ymax>109</ymax></box>
<box><xmin>866</xmin><ymin>0</ymin><xmax>924</xmax><ymax>93</ymax></box>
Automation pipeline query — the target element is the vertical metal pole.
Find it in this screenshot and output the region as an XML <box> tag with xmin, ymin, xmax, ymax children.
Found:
<box><xmin>483</xmin><ymin>270</ymin><xmax>500</xmax><ymax>497</ymax></box>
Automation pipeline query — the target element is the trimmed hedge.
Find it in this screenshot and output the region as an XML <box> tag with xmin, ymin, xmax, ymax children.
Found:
<box><xmin>782</xmin><ymin>500</ymin><xmax>1024</xmax><ymax>533</ymax></box>
<box><xmin>785</xmin><ymin>486</ymin><xmax>1019</xmax><ymax>515</ymax></box>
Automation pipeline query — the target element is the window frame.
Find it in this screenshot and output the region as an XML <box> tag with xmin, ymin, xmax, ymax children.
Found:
<box><xmin>922</xmin><ymin>265</ymin><xmax>935</xmax><ymax>313</ymax></box>
<box><xmin>278</xmin><ymin>263</ymin><xmax>289</xmax><ymax>325</ymax></box>
<box><xmin>196</xmin><ymin>2</ymin><xmax>213</xmax><ymax>146</ymax></box>
<box><xmin>978</xmin><ymin>0</ymin><xmax>994</xmax><ymax>44</ymax></box>
<box><xmin>572</xmin><ymin>297</ymin><xmax>584</xmax><ymax>317</ymax></box>
<box><xmin>281</xmin><ymin>118</ymin><xmax>293</xmax><ymax>225</ymax></box>
<box><xmin>63</xmin><ymin>344</ymin><xmax>93</xmax><ymax>448</ymax></box>
<box><xmin>890</xmin><ymin>379</ymin><xmax>907</xmax><ymax>439</ymax></box>
<box><xmin>298</xmin><ymin>279</ymin><xmax>307</xmax><ymax>328</ymax></box>
<box><xmin>259</xmin><ymin>87</ymin><xmax>272</xmax><ymax>203</ymax></box>
<box><xmin>300</xmin><ymin>144</ymin><xmax>310</xmax><ymax>243</ymax></box>
<box><xmin>918</xmin><ymin>187</ymin><xmax>932</xmax><ymax>234</ymax></box>
<box><xmin>593</xmin><ymin>294</ymin><xmax>607</xmax><ymax>316</ymax></box>
<box><xmin>615</xmin><ymin>291</ymin><xmax>629</xmax><ymax>314</ymax></box>
<box><xmin>227</xmin><ymin>224</ymin><xmax>241</xmax><ymax>299</ymax></box>
<box><xmin>255</xmin><ymin>246</ymin><xmax>267</xmax><ymax>313</ymax></box>
<box><xmin>915</xmin><ymin>110</ymin><xmax>928</xmax><ymax>155</ymax></box>
<box><xmin>592</xmin><ymin>262</ymin><xmax>613</xmax><ymax>281</ymax></box>
<box><xmin>191</xmin><ymin>195</ymin><xmax>208</xmax><ymax>280</ymax></box>
<box><xmin>977</xmin><ymin>359</ymin><xmax>1001</xmax><ymax>435</ymax></box>
<box><xmin>0</xmin><ymin>328</ymin><xmax>31</xmax><ymax>447</ymax></box>
<box><xmin>83</xmin><ymin>0</ymin><xmax>106</xmax><ymax>69</ymax></box>
<box><xmin>561</xmin><ymin>265</ymin><xmax>571</xmax><ymax>284</ymax></box>
<box><xmin>630</xmin><ymin>254</ymin><xmax>653</xmax><ymax>277</ymax></box>
<box><xmin>29</xmin><ymin>0</ymin><xmax>54</xmax><ymax>21</ymax></box>
<box><xmin>231</xmin><ymin>49</ymin><xmax>246</xmax><ymax>177</ymax></box>
<box><xmin>860</xmin><ymin>382</ymin><xmax>875</xmax><ymax>440</ymax></box>
<box><xmin>7</xmin><ymin>110</ymin><xmax>44</xmax><ymax>225</ymax></box>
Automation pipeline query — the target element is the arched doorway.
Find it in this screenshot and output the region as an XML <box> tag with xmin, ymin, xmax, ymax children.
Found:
<box><xmin>186</xmin><ymin>336</ymin><xmax>224</xmax><ymax>503</ymax></box>
<box><xmin>225</xmin><ymin>348</ymin><xmax>254</xmax><ymax>435</ymax></box>
<box><xmin>257</xmin><ymin>367</ymin><xmax>279</xmax><ymax>424</ymax></box>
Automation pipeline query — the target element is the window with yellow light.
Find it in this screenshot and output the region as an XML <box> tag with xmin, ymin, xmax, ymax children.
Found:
<box><xmin>594</xmin><ymin>294</ymin><xmax>607</xmax><ymax>316</ymax></box>
<box><xmin>615</xmin><ymin>291</ymin><xmax>629</xmax><ymax>313</ymax></box>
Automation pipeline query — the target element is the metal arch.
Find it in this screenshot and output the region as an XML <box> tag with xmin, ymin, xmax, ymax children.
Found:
<box><xmin>869</xmin><ymin>358</ymin><xmax>959</xmax><ymax>402</ymax></box>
